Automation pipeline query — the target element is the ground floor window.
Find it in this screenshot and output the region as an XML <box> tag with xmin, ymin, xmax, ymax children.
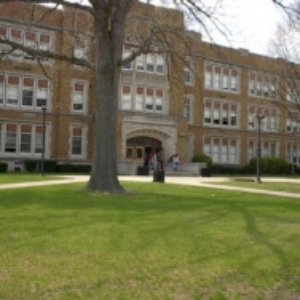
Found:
<box><xmin>0</xmin><ymin>122</ymin><xmax>49</xmax><ymax>157</ymax></box>
<box><xmin>70</xmin><ymin>125</ymin><xmax>87</xmax><ymax>159</ymax></box>
<box><xmin>286</xmin><ymin>142</ymin><xmax>300</xmax><ymax>164</ymax></box>
<box><xmin>248</xmin><ymin>139</ymin><xmax>278</xmax><ymax>161</ymax></box>
<box><xmin>203</xmin><ymin>136</ymin><xmax>239</xmax><ymax>164</ymax></box>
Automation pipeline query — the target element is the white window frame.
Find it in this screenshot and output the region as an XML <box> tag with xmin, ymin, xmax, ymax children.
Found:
<box><xmin>71</xmin><ymin>80</ymin><xmax>88</xmax><ymax>114</ymax></box>
<box><xmin>204</xmin><ymin>61</ymin><xmax>241</xmax><ymax>94</ymax></box>
<box><xmin>70</xmin><ymin>124</ymin><xmax>87</xmax><ymax>159</ymax></box>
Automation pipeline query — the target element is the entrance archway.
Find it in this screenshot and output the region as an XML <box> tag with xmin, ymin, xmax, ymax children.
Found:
<box><xmin>126</xmin><ymin>136</ymin><xmax>162</xmax><ymax>164</ymax></box>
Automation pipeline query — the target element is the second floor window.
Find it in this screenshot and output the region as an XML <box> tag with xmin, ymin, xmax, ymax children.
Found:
<box><xmin>204</xmin><ymin>99</ymin><xmax>239</xmax><ymax>128</ymax></box>
<box><xmin>120</xmin><ymin>85</ymin><xmax>165</xmax><ymax>113</ymax></box>
<box><xmin>71</xmin><ymin>81</ymin><xmax>88</xmax><ymax>113</ymax></box>
<box><xmin>183</xmin><ymin>95</ymin><xmax>194</xmax><ymax>123</ymax></box>
<box><xmin>184</xmin><ymin>57</ymin><xmax>194</xmax><ymax>86</ymax></box>
<box><xmin>286</xmin><ymin>78</ymin><xmax>300</xmax><ymax>103</ymax></box>
<box><xmin>0</xmin><ymin>73</ymin><xmax>50</xmax><ymax>109</ymax></box>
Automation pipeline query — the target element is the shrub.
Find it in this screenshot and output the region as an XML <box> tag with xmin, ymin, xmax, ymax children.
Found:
<box><xmin>191</xmin><ymin>153</ymin><xmax>213</xmax><ymax>168</ymax></box>
<box><xmin>44</xmin><ymin>160</ymin><xmax>57</xmax><ymax>173</ymax></box>
<box><xmin>73</xmin><ymin>164</ymin><xmax>91</xmax><ymax>173</ymax></box>
<box><xmin>248</xmin><ymin>157</ymin><xmax>289</xmax><ymax>175</ymax></box>
<box><xmin>24</xmin><ymin>160</ymin><xmax>38</xmax><ymax>172</ymax></box>
<box><xmin>211</xmin><ymin>165</ymin><xmax>250</xmax><ymax>175</ymax></box>
<box><xmin>56</xmin><ymin>164</ymin><xmax>74</xmax><ymax>173</ymax></box>
<box><xmin>0</xmin><ymin>162</ymin><xmax>8</xmax><ymax>172</ymax></box>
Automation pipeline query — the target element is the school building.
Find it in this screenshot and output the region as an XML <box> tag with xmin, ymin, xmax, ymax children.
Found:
<box><xmin>0</xmin><ymin>2</ymin><xmax>299</xmax><ymax>172</ymax></box>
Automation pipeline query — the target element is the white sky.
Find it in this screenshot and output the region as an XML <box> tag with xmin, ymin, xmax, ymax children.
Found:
<box><xmin>148</xmin><ymin>0</ymin><xmax>294</xmax><ymax>56</ymax></box>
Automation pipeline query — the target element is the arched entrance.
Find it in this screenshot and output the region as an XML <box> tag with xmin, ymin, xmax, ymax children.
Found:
<box><xmin>126</xmin><ymin>136</ymin><xmax>162</xmax><ymax>164</ymax></box>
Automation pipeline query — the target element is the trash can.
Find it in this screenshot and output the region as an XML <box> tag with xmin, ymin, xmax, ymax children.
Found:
<box><xmin>153</xmin><ymin>170</ymin><xmax>165</xmax><ymax>183</ymax></box>
<box><xmin>137</xmin><ymin>166</ymin><xmax>149</xmax><ymax>175</ymax></box>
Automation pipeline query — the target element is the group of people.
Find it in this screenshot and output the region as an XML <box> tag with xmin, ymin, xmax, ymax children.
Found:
<box><xmin>144</xmin><ymin>151</ymin><xmax>180</xmax><ymax>172</ymax></box>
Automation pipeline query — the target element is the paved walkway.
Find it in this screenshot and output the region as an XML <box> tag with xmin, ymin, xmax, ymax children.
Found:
<box><xmin>0</xmin><ymin>175</ymin><xmax>300</xmax><ymax>199</ymax></box>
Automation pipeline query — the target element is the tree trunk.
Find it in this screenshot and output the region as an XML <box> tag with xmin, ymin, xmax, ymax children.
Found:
<box><xmin>87</xmin><ymin>4</ymin><xmax>125</xmax><ymax>193</ymax></box>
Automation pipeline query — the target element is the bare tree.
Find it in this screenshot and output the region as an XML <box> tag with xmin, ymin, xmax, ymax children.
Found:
<box><xmin>0</xmin><ymin>0</ymin><xmax>225</xmax><ymax>193</ymax></box>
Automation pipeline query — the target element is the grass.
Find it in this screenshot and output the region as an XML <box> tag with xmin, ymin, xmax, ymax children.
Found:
<box><xmin>0</xmin><ymin>182</ymin><xmax>299</xmax><ymax>299</ymax></box>
<box><xmin>210</xmin><ymin>180</ymin><xmax>300</xmax><ymax>193</ymax></box>
<box><xmin>0</xmin><ymin>173</ymin><xmax>63</xmax><ymax>184</ymax></box>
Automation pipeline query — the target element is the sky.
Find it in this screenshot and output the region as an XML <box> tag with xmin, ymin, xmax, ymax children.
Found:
<box><xmin>147</xmin><ymin>0</ymin><xmax>294</xmax><ymax>56</ymax></box>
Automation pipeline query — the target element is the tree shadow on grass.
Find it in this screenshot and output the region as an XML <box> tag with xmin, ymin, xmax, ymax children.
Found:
<box><xmin>0</xmin><ymin>182</ymin><xmax>299</xmax><ymax>292</ymax></box>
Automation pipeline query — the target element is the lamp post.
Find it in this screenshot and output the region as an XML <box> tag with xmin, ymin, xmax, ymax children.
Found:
<box><xmin>41</xmin><ymin>105</ymin><xmax>47</xmax><ymax>176</ymax></box>
<box><xmin>256</xmin><ymin>114</ymin><xmax>265</xmax><ymax>183</ymax></box>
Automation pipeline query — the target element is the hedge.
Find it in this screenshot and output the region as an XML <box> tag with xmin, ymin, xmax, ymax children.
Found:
<box><xmin>191</xmin><ymin>153</ymin><xmax>213</xmax><ymax>168</ymax></box>
<box><xmin>0</xmin><ymin>162</ymin><xmax>8</xmax><ymax>172</ymax></box>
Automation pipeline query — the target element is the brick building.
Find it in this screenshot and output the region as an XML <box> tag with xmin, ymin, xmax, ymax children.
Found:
<box><xmin>0</xmin><ymin>2</ymin><xmax>299</xmax><ymax>172</ymax></box>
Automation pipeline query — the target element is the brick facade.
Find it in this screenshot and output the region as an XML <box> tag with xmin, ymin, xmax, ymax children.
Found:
<box><xmin>0</xmin><ymin>2</ymin><xmax>299</xmax><ymax>171</ymax></box>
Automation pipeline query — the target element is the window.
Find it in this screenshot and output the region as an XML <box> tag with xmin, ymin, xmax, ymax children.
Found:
<box><xmin>72</xmin><ymin>81</ymin><xmax>87</xmax><ymax>113</ymax></box>
<box><xmin>183</xmin><ymin>95</ymin><xmax>193</xmax><ymax>123</ymax></box>
<box><xmin>36</xmin><ymin>79</ymin><xmax>49</xmax><ymax>107</ymax></box>
<box><xmin>20</xmin><ymin>125</ymin><xmax>32</xmax><ymax>153</ymax></box>
<box><xmin>286</xmin><ymin>79</ymin><xmax>300</xmax><ymax>103</ymax></box>
<box><xmin>1</xmin><ymin>24</ymin><xmax>53</xmax><ymax>62</ymax></box>
<box><xmin>184</xmin><ymin>57</ymin><xmax>194</xmax><ymax>86</ymax></box>
<box><xmin>249</xmin><ymin>71</ymin><xmax>278</xmax><ymax>100</ymax></box>
<box><xmin>145</xmin><ymin>88</ymin><xmax>154</xmax><ymax>110</ymax></box>
<box><xmin>204</xmin><ymin>102</ymin><xmax>212</xmax><ymax>124</ymax></box>
<box><xmin>121</xmin><ymin>86</ymin><xmax>131</xmax><ymax>110</ymax></box>
<box><xmin>205</xmin><ymin>65</ymin><xmax>212</xmax><ymax>88</ymax></box>
<box><xmin>213</xmin><ymin>103</ymin><xmax>220</xmax><ymax>125</ymax></box>
<box><xmin>204</xmin><ymin>136</ymin><xmax>239</xmax><ymax>164</ymax></box>
<box><xmin>22</xmin><ymin>78</ymin><xmax>34</xmax><ymax>107</ymax></box>
<box><xmin>122</xmin><ymin>45</ymin><xmax>132</xmax><ymax>70</ymax></box>
<box><xmin>156</xmin><ymin>55</ymin><xmax>164</xmax><ymax>74</ymax></box>
<box><xmin>248</xmin><ymin>139</ymin><xmax>278</xmax><ymax>160</ymax></box>
<box><xmin>34</xmin><ymin>126</ymin><xmax>43</xmax><ymax>154</ymax></box>
<box><xmin>6</xmin><ymin>76</ymin><xmax>19</xmax><ymax>106</ymax></box>
<box><xmin>204</xmin><ymin>62</ymin><xmax>240</xmax><ymax>93</ymax></box>
<box><xmin>135</xmin><ymin>87</ymin><xmax>144</xmax><ymax>111</ymax></box>
<box><xmin>136</xmin><ymin>54</ymin><xmax>145</xmax><ymax>71</ymax></box>
<box><xmin>203</xmin><ymin>98</ymin><xmax>239</xmax><ymax>128</ymax></box>
<box><xmin>286</xmin><ymin>142</ymin><xmax>300</xmax><ymax>165</ymax></box>
<box><xmin>0</xmin><ymin>25</ymin><xmax>10</xmax><ymax>54</ymax></box>
<box><xmin>121</xmin><ymin>86</ymin><xmax>164</xmax><ymax>113</ymax></box>
<box><xmin>134</xmin><ymin>52</ymin><xmax>165</xmax><ymax>75</ymax></box>
<box><xmin>5</xmin><ymin>124</ymin><xmax>17</xmax><ymax>153</ymax></box>
<box><xmin>0</xmin><ymin>122</ymin><xmax>49</xmax><ymax>157</ymax></box>
<box><xmin>39</xmin><ymin>33</ymin><xmax>51</xmax><ymax>51</ymax></box>
<box><xmin>286</xmin><ymin>114</ymin><xmax>300</xmax><ymax>133</ymax></box>
<box><xmin>248</xmin><ymin>106</ymin><xmax>279</xmax><ymax>132</ymax></box>
<box><xmin>24</xmin><ymin>31</ymin><xmax>36</xmax><ymax>60</ymax></box>
<box><xmin>0</xmin><ymin>123</ymin><xmax>2</xmax><ymax>152</ymax></box>
<box><xmin>74</xmin><ymin>37</ymin><xmax>88</xmax><ymax>59</ymax></box>
<box><xmin>0</xmin><ymin>74</ymin><xmax>50</xmax><ymax>109</ymax></box>
<box><xmin>71</xmin><ymin>127</ymin><xmax>84</xmax><ymax>156</ymax></box>
<box><xmin>9</xmin><ymin>28</ymin><xmax>23</xmax><ymax>58</ymax></box>
<box><xmin>155</xmin><ymin>89</ymin><xmax>163</xmax><ymax>111</ymax></box>
<box><xmin>146</xmin><ymin>54</ymin><xmax>155</xmax><ymax>72</ymax></box>
<box><xmin>0</xmin><ymin>74</ymin><xmax>4</xmax><ymax>105</ymax></box>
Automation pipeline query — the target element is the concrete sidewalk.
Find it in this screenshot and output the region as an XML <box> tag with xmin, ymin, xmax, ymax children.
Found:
<box><xmin>0</xmin><ymin>175</ymin><xmax>300</xmax><ymax>199</ymax></box>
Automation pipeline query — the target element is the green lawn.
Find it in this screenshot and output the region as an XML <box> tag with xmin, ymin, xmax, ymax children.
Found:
<box><xmin>0</xmin><ymin>182</ymin><xmax>299</xmax><ymax>299</ymax></box>
<box><xmin>210</xmin><ymin>180</ymin><xmax>300</xmax><ymax>193</ymax></box>
<box><xmin>0</xmin><ymin>173</ymin><xmax>63</xmax><ymax>184</ymax></box>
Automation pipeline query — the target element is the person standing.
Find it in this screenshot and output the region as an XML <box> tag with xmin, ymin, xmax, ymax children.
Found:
<box><xmin>172</xmin><ymin>153</ymin><xmax>179</xmax><ymax>171</ymax></box>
